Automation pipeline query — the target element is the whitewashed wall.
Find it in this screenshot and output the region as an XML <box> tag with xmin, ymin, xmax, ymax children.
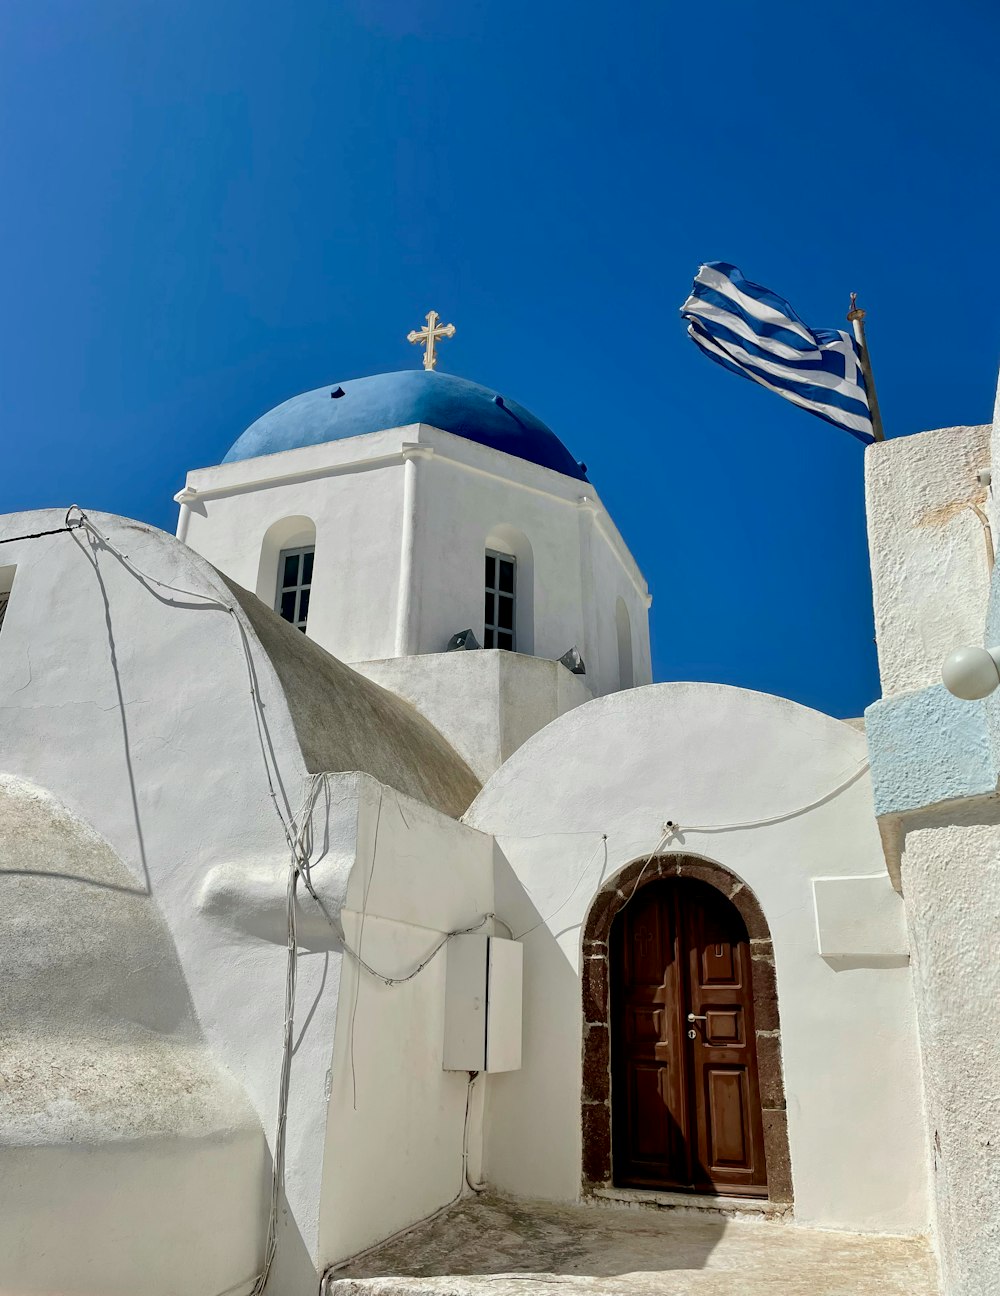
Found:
<box><xmin>180</xmin><ymin>423</ymin><xmax>651</xmax><ymax>697</ymax></box>
<box><xmin>0</xmin><ymin>511</ymin><xmax>353</xmax><ymax>1294</ymax></box>
<box><xmin>862</xmin><ymin>374</ymin><xmax>1000</xmax><ymax>1295</ymax></box>
<box><xmin>320</xmin><ymin>779</ymin><xmax>494</xmax><ymax>1266</ymax></box>
<box><xmin>355</xmin><ymin>651</ymin><xmax>593</xmax><ymax>782</ymax></box>
<box><xmin>897</xmin><ymin>806</ymin><xmax>1000</xmax><ymax>1296</ymax></box>
<box><xmin>866</xmin><ymin>422</ymin><xmax>992</xmax><ymax>696</ymax></box>
<box><xmin>0</xmin><ymin>773</ymin><xmax>265</xmax><ymax>1296</ymax></box>
<box><xmin>465</xmin><ymin>682</ymin><xmax>930</xmax><ymax>1235</ymax></box>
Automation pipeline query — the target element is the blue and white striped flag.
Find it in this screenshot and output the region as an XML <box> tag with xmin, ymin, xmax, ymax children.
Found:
<box><xmin>681</xmin><ymin>262</ymin><xmax>875</xmax><ymax>444</ymax></box>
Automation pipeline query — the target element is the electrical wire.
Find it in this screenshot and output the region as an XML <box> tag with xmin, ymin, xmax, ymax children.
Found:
<box><xmin>671</xmin><ymin>759</ymin><xmax>870</xmax><ymax>834</ymax></box>
<box><xmin>63</xmin><ymin>508</ymin><xmax>314</xmax><ymax>1295</ymax></box>
<box><xmin>615</xmin><ymin>824</ymin><xmax>678</xmax><ymax>918</ymax></box>
<box><xmin>512</xmin><ymin>834</ymin><xmax>607</xmax><ymax>940</ymax></box>
<box><xmin>0</xmin><ymin>520</ymin><xmax>84</xmax><ymax>545</ymax></box>
<box><xmin>21</xmin><ymin>510</ymin><xmax>873</xmax><ymax>1293</ymax></box>
<box><xmin>317</xmin><ymin>1069</ymin><xmax>481</xmax><ymax>1295</ymax></box>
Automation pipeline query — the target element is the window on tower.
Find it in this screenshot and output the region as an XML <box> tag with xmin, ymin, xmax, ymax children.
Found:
<box><xmin>484</xmin><ymin>550</ymin><xmax>516</xmax><ymax>651</ymax></box>
<box><xmin>275</xmin><ymin>546</ymin><xmax>314</xmax><ymax>632</ymax></box>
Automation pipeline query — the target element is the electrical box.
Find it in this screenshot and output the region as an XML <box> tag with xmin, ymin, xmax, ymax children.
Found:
<box><xmin>443</xmin><ymin>934</ymin><xmax>523</xmax><ymax>1072</ymax></box>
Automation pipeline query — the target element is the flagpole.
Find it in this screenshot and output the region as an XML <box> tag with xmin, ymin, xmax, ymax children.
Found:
<box><xmin>847</xmin><ymin>292</ymin><xmax>885</xmax><ymax>442</ymax></box>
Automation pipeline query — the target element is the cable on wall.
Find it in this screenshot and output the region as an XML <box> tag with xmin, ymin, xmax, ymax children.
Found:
<box><xmin>7</xmin><ymin>511</ymin><xmax>874</xmax><ymax>1292</ymax></box>
<box><xmin>317</xmin><ymin>1070</ymin><xmax>480</xmax><ymax>1295</ymax></box>
<box><xmin>59</xmin><ymin>513</ymin><xmax>510</xmax><ymax>1292</ymax></box>
<box><xmin>60</xmin><ymin>509</ymin><xmax>317</xmax><ymax>1294</ymax></box>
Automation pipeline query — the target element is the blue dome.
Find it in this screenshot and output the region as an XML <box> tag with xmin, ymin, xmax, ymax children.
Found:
<box><xmin>223</xmin><ymin>370</ymin><xmax>588</xmax><ymax>481</ymax></box>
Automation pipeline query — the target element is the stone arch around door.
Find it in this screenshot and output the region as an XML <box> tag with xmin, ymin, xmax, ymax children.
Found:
<box><xmin>581</xmin><ymin>854</ymin><xmax>793</xmax><ymax>1205</ymax></box>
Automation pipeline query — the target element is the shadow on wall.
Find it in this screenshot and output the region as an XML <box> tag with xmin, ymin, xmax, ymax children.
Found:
<box><xmin>486</xmin><ymin>524</ymin><xmax>534</xmax><ymax>654</ymax></box>
<box><xmin>0</xmin><ymin>771</ymin><xmax>272</xmax><ymax>1296</ymax></box>
<box><xmin>615</xmin><ymin>597</ymin><xmax>633</xmax><ymax>690</ymax></box>
<box><xmin>478</xmin><ymin>844</ymin><xmax>721</xmax><ymax>1278</ymax></box>
<box><xmin>256</xmin><ymin>514</ymin><xmax>317</xmax><ymax>608</ymax></box>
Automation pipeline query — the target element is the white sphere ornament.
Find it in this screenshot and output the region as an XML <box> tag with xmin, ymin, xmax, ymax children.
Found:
<box><xmin>941</xmin><ymin>645</ymin><xmax>1000</xmax><ymax>700</ymax></box>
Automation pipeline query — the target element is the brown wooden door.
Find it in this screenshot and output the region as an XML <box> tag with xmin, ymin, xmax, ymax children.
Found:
<box><xmin>610</xmin><ymin>878</ymin><xmax>768</xmax><ymax>1196</ymax></box>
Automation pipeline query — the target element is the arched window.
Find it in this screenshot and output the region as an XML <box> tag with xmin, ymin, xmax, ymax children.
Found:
<box><xmin>485</xmin><ymin>526</ymin><xmax>534</xmax><ymax>654</ymax></box>
<box><xmin>256</xmin><ymin>516</ymin><xmax>317</xmax><ymax>633</ymax></box>
<box><xmin>616</xmin><ymin>596</ymin><xmax>634</xmax><ymax>689</ymax></box>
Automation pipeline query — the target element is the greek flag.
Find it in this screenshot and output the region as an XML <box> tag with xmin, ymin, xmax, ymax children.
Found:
<box><xmin>681</xmin><ymin>262</ymin><xmax>874</xmax><ymax>444</ymax></box>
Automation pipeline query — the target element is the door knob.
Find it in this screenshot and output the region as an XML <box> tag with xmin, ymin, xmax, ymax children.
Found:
<box><xmin>687</xmin><ymin>1013</ymin><xmax>707</xmax><ymax>1022</ymax></box>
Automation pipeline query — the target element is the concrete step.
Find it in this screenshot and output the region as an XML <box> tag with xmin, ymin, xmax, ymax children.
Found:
<box><xmin>325</xmin><ymin>1192</ymin><xmax>938</xmax><ymax>1296</ymax></box>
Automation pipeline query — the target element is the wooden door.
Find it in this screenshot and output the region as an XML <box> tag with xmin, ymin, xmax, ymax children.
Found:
<box><xmin>610</xmin><ymin>878</ymin><xmax>768</xmax><ymax>1196</ymax></box>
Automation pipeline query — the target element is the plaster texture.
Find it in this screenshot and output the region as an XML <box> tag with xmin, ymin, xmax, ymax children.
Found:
<box><xmin>225</xmin><ymin>577</ymin><xmax>480</xmax><ymax>816</ymax></box>
<box><xmin>465</xmin><ymin>683</ymin><xmax>929</xmax><ymax>1235</ymax></box>
<box><xmin>180</xmin><ymin>421</ymin><xmax>651</xmax><ymax>697</ymax></box>
<box><xmin>0</xmin><ymin>509</ymin><xmax>490</xmax><ymax>1294</ymax></box>
<box><xmin>862</xmin><ymin>390</ymin><xmax>1000</xmax><ymax>1294</ymax></box>
<box><xmin>865</xmin><ymin>683</ymin><xmax>996</xmax><ymax>819</ymax></box>
<box><xmin>320</xmin><ymin>777</ymin><xmax>495</xmax><ymax>1266</ymax></box>
<box><xmin>327</xmin><ymin>1194</ymin><xmax>939</xmax><ymax>1296</ymax></box>
<box><xmin>0</xmin><ymin>772</ymin><xmax>266</xmax><ymax>1295</ymax></box>
<box><xmin>355</xmin><ymin>650</ymin><xmax>593</xmax><ymax>782</ymax></box>
<box><xmin>865</xmin><ymin>422</ymin><xmax>991</xmax><ymax>697</ymax></box>
<box><xmin>894</xmin><ymin>803</ymin><xmax>1000</xmax><ymax>1296</ymax></box>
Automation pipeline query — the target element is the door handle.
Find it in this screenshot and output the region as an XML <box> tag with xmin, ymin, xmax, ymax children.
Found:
<box><xmin>687</xmin><ymin>1013</ymin><xmax>707</xmax><ymax>1022</ymax></box>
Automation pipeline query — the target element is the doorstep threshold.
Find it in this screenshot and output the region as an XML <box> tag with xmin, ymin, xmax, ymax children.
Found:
<box><xmin>590</xmin><ymin>1185</ymin><xmax>792</xmax><ymax>1220</ymax></box>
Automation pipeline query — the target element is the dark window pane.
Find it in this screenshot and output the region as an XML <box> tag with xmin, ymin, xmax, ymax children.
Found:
<box><xmin>485</xmin><ymin>591</ymin><xmax>494</xmax><ymax>626</ymax></box>
<box><xmin>485</xmin><ymin>554</ymin><xmax>495</xmax><ymax>588</ymax></box>
<box><xmin>497</xmin><ymin>632</ymin><xmax>514</xmax><ymax>650</ymax></box>
<box><xmin>497</xmin><ymin>595</ymin><xmax>513</xmax><ymax>630</ymax></box>
<box><xmin>283</xmin><ymin>553</ymin><xmax>299</xmax><ymax>588</ymax></box>
<box><xmin>302</xmin><ymin>551</ymin><xmax>314</xmax><ymax>585</ymax></box>
<box><xmin>298</xmin><ymin>588</ymin><xmax>311</xmax><ymax>623</ymax></box>
<box><xmin>484</xmin><ymin>628</ymin><xmax>495</xmax><ymax>648</ymax></box>
<box><xmin>280</xmin><ymin>590</ymin><xmax>297</xmax><ymax>622</ymax></box>
<box><xmin>498</xmin><ymin>559</ymin><xmax>514</xmax><ymax>594</ymax></box>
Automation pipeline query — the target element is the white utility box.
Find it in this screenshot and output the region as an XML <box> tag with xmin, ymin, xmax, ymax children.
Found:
<box><xmin>443</xmin><ymin>934</ymin><xmax>523</xmax><ymax>1072</ymax></box>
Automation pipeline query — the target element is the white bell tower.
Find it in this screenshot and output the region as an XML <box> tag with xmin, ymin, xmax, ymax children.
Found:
<box><xmin>177</xmin><ymin>364</ymin><xmax>652</xmax><ymax>779</ymax></box>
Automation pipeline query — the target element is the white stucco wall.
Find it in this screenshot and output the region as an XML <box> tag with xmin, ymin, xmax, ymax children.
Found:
<box><xmin>0</xmin><ymin>511</ymin><xmax>360</xmax><ymax>1292</ymax></box>
<box><xmin>354</xmin><ymin>650</ymin><xmax>593</xmax><ymax>782</ymax></box>
<box><xmin>320</xmin><ymin>778</ymin><xmax>494</xmax><ymax>1265</ymax></box>
<box><xmin>0</xmin><ymin>507</ymin><xmax>518</xmax><ymax>1292</ymax></box>
<box><xmin>861</xmin><ymin>371</ymin><xmax>1000</xmax><ymax>1294</ymax></box>
<box><xmin>180</xmin><ymin>423</ymin><xmax>651</xmax><ymax>697</ymax></box>
<box><xmin>866</xmin><ymin>423</ymin><xmax>992</xmax><ymax>697</ymax></box>
<box><xmin>896</xmin><ymin>803</ymin><xmax>1000</xmax><ymax>1296</ymax></box>
<box><xmin>0</xmin><ymin>773</ymin><xmax>266</xmax><ymax>1296</ymax></box>
<box><xmin>465</xmin><ymin>682</ymin><xmax>930</xmax><ymax>1235</ymax></box>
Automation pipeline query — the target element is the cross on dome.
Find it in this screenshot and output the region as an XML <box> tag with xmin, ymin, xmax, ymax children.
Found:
<box><xmin>406</xmin><ymin>310</ymin><xmax>455</xmax><ymax>371</ymax></box>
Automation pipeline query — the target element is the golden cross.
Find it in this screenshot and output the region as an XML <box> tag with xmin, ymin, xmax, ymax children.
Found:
<box><xmin>407</xmin><ymin>309</ymin><xmax>456</xmax><ymax>371</ymax></box>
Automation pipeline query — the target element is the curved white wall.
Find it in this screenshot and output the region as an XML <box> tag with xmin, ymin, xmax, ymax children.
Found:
<box><xmin>0</xmin><ymin>510</ymin><xmax>350</xmax><ymax>1292</ymax></box>
<box><xmin>465</xmin><ymin>682</ymin><xmax>929</xmax><ymax>1234</ymax></box>
<box><xmin>0</xmin><ymin>771</ymin><xmax>266</xmax><ymax>1296</ymax></box>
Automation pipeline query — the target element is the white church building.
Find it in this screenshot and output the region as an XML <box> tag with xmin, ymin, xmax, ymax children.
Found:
<box><xmin>2</xmin><ymin>342</ymin><xmax>998</xmax><ymax>1295</ymax></box>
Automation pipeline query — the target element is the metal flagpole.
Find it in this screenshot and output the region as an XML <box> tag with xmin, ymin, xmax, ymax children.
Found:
<box><xmin>847</xmin><ymin>292</ymin><xmax>885</xmax><ymax>442</ymax></box>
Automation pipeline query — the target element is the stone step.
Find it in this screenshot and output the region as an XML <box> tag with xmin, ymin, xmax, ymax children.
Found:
<box><xmin>325</xmin><ymin>1192</ymin><xmax>938</xmax><ymax>1296</ymax></box>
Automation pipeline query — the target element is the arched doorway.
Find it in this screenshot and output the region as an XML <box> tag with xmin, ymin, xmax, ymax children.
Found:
<box><xmin>611</xmin><ymin>878</ymin><xmax>766</xmax><ymax>1195</ymax></box>
<box><xmin>581</xmin><ymin>855</ymin><xmax>792</xmax><ymax>1205</ymax></box>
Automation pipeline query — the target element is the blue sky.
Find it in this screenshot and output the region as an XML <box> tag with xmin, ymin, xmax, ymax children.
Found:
<box><xmin>2</xmin><ymin>1</ymin><xmax>997</xmax><ymax>717</ymax></box>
